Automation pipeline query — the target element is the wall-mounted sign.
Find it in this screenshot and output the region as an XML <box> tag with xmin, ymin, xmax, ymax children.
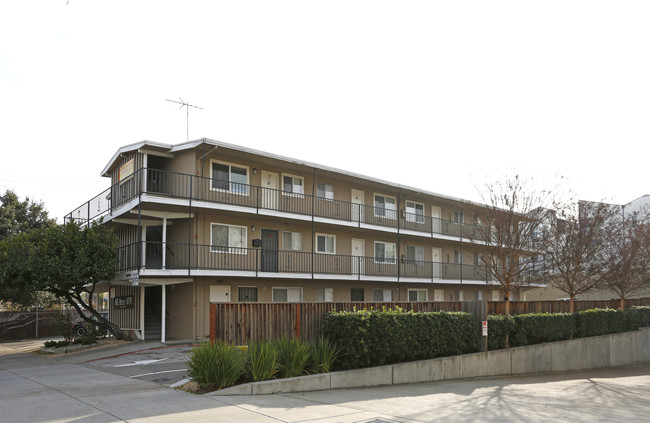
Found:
<box><xmin>113</xmin><ymin>295</ymin><xmax>134</xmax><ymax>310</ymax></box>
<box><xmin>482</xmin><ymin>320</ymin><xmax>488</xmax><ymax>337</ymax></box>
<box><xmin>119</xmin><ymin>159</ymin><xmax>134</xmax><ymax>182</ymax></box>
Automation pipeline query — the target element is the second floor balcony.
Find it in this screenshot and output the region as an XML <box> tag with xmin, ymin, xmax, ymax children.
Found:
<box><xmin>66</xmin><ymin>167</ymin><xmax>489</xmax><ymax>241</ymax></box>
<box><xmin>117</xmin><ymin>241</ymin><xmax>496</xmax><ymax>284</ymax></box>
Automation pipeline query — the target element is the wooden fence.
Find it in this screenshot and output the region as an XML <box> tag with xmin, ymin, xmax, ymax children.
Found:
<box><xmin>209</xmin><ymin>301</ymin><xmax>464</xmax><ymax>344</ymax></box>
<box><xmin>209</xmin><ymin>298</ymin><xmax>650</xmax><ymax>344</ymax></box>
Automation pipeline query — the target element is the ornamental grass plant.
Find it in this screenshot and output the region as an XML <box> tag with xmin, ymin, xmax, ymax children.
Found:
<box><xmin>186</xmin><ymin>340</ymin><xmax>246</xmax><ymax>390</ymax></box>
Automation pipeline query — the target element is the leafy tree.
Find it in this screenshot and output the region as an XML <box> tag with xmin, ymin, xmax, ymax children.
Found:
<box><xmin>0</xmin><ymin>221</ymin><xmax>130</xmax><ymax>339</ymax></box>
<box><xmin>0</xmin><ymin>189</ymin><xmax>55</xmax><ymax>241</ymax></box>
<box><xmin>543</xmin><ymin>201</ymin><xmax>618</xmax><ymax>312</ymax></box>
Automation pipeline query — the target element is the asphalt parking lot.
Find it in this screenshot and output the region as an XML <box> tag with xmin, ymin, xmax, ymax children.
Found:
<box><xmin>81</xmin><ymin>343</ymin><xmax>195</xmax><ymax>387</ymax></box>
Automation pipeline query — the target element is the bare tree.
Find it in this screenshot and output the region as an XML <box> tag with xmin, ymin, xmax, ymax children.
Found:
<box><xmin>543</xmin><ymin>201</ymin><xmax>618</xmax><ymax>312</ymax></box>
<box><xmin>601</xmin><ymin>208</ymin><xmax>650</xmax><ymax>309</ymax></box>
<box><xmin>463</xmin><ymin>174</ymin><xmax>556</xmax><ymax>316</ymax></box>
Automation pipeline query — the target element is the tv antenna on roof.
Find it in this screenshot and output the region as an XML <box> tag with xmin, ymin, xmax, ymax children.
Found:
<box><xmin>166</xmin><ymin>97</ymin><xmax>203</xmax><ymax>141</ymax></box>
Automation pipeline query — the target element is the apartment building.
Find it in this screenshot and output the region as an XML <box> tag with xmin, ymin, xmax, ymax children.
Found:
<box><xmin>66</xmin><ymin>138</ymin><xmax>508</xmax><ymax>341</ymax></box>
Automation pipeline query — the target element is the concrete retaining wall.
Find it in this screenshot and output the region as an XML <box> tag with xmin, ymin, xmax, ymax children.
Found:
<box><xmin>209</xmin><ymin>327</ymin><xmax>650</xmax><ymax>396</ymax></box>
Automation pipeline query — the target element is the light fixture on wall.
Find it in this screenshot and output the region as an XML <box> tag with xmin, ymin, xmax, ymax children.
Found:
<box><xmin>251</xmin><ymin>225</ymin><xmax>256</xmax><ymax>232</ymax></box>
<box><xmin>253</xmin><ymin>168</ymin><xmax>258</xmax><ymax>174</ymax></box>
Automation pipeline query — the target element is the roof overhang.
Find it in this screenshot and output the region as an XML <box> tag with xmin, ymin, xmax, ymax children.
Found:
<box><xmin>101</xmin><ymin>140</ymin><xmax>172</xmax><ymax>177</ymax></box>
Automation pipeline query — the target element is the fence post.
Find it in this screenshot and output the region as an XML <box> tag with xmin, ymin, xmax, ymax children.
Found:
<box><xmin>209</xmin><ymin>303</ymin><xmax>216</xmax><ymax>342</ymax></box>
<box><xmin>462</xmin><ymin>300</ymin><xmax>487</xmax><ymax>352</ymax></box>
<box><xmin>295</xmin><ymin>303</ymin><xmax>301</xmax><ymax>339</ymax></box>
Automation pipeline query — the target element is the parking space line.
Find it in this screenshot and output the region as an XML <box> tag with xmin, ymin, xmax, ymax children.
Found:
<box><xmin>129</xmin><ymin>369</ymin><xmax>187</xmax><ymax>378</ymax></box>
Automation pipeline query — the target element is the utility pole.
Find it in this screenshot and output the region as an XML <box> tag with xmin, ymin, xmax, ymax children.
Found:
<box><xmin>166</xmin><ymin>98</ymin><xmax>203</xmax><ymax>141</ymax></box>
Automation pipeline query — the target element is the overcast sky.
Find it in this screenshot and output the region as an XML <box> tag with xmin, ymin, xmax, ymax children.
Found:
<box><xmin>1</xmin><ymin>1</ymin><xmax>648</xmax><ymax>221</ymax></box>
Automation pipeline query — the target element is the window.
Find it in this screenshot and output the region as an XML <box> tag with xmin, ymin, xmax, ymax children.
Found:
<box><xmin>474</xmin><ymin>253</ymin><xmax>481</xmax><ymax>265</ymax></box>
<box><xmin>454</xmin><ymin>290</ymin><xmax>464</xmax><ymax>301</ymax></box>
<box><xmin>453</xmin><ymin>211</ymin><xmax>464</xmax><ymax>223</ymax></box>
<box><xmin>408</xmin><ymin>289</ymin><xmax>428</xmax><ymax>301</ymax></box>
<box><xmin>374</xmin><ymin>194</ymin><xmax>397</xmax><ymax>219</ymax></box>
<box><xmin>406</xmin><ymin>245</ymin><xmax>424</xmax><ymax>266</ymax></box>
<box><xmin>238</xmin><ymin>287</ymin><xmax>258</xmax><ymax>302</ymax></box>
<box><xmin>474</xmin><ymin>291</ymin><xmax>483</xmax><ymax>301</ymax></box>
<box><xmin>316</xmin><ymin>182</ymin><xmax>334</xmax><ymax>200</ymax></box>
<box><xmin>454</xmin><ymin>250</ymin><xmax>463</xmax><ymax>264</ymax></box>
<box><xmin>282</xmin><ymin>231</ymin><xmax>302</xmax><ymax>251</ymax></box>
<box><xmin>272</xmin><ymin>287</ymin><xmax>302</xmax><ymax>302</ymax></box>
<box><xmin>405</xmin><ymin>201</ymin><xmax>425</xmax><ymax>223</ymax></box>
<box><xmin>211</xmin><ymin>160</ymin><xmax>248</xmax><ymax>194</ymax></box>
<box><xmin>374</xmin><ymin>241</ymin><xmax>396</xmax><ymax>263</ymax></box>
<box><xmin>316</xmin><ymin>234</ymin><xmax>335</xmax><ymax>254</ymax></box>
<box><xmin>211</xmin><ymin>223</ymin><xmax>247</xmax><ymax>253</ymax></box>
<box><xmin>372</xmin><ymin>289</ymin><xmax>392</xmax><ymax>301</ymax></box>
<box><xmin>316</xmin><ymin>288</ymin><xmax>334</xmax><ymax>302</ymax></box>
<box><xmin>351</xmin><ymin>288</ymin><xmax>364</xmax><ymax>301</ymax></box>
<box><xmin>282</xmin><ymin>174</ymin><xmax>304</xmax><ymax>195</ymax></box>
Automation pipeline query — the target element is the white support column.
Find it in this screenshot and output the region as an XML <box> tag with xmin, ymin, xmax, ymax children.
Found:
<box><xmin>140</xmin><ymin>285</ymin><xmax>146</xmax><ymax>340</ymax></box>
<box><xmin>141</xmin><ymin>226</ymin><xmax>147</xmax><ymax>269</ymax></box>
<box><xmin>162</xmin><ymin>217</ymin><xmax>167</xmax><ymax>269</ymax></box>
<box><xmin>142</xmin><ymin>153</ymin><xmax>148</xmax><ymax>192</ymax></box>
<box><xmin>161</xmin><ymin>285</ymin><xmax>166</xmax><ymax>343</ymax></box>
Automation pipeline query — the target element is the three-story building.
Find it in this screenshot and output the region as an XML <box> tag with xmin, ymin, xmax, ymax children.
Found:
<box><xmin>66</xmin><ymin>138</ymin><xmax>510</xmax><ymax>341</ymax></box>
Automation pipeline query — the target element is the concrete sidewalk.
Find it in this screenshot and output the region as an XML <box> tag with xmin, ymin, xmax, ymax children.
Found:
<box><xmin>2</xmin><ymin>340</ymin><xmax>650</xmax><ymax>422</ymax></box>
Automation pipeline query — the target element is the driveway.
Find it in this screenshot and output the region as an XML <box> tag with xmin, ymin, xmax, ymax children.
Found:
<box><xmin>2</xmin><ymin>339</ymin><xmax>650</xmax><ymax>422</ymax></box>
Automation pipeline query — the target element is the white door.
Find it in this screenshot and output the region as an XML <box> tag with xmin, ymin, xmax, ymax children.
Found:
<box><xmin>492</xmin><ymin>290</ymin><xmax>501</xmax><ymax>301</ymax></box>
<box><xmin>432</xmin><ymin>247</ymin><xmax>442</xmax><ymax>279</ymax></box>
<box><xmin>352</xmin><ymin>238</ymin><xmax>364</xmax><ymax>275</ymax></box>
<box><xmin>261</xmin><ymin>170</ymin><xmax>278</xmax><ymax>209</ymax></box>
<box><xmin>351</xmin><ymin>189</ymin><xmax>365</xmax><ymax>223</ymax></box>
<box><xmin>431</xmin><ymin>206</ymin><xmax>441</xmax><ymax>234</ymax></box>
<box><xmin>209</xmin><ymin>285</ymin><xmax>230</xmax><ymax>303</ymax></box>
<box><xmin>434</xmin><ymin>289</ymin><xmax>444</xmax><ymax>302</ymax></box>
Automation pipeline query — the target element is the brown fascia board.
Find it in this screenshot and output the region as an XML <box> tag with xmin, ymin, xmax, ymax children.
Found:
<box><xmin>171</xmin><ymin>137</ymin><xmax>488</xmax><ymax>209</ymax></box>
<box><xmin>100</xmin><ymin>140</ymin><xmax>173</xmax><ymax>177</ymax></box>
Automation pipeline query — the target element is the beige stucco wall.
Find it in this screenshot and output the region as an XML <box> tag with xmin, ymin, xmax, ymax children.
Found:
<box><xmin>165</xmin><ymin>282</ymin><xmax>194</xmax><ymax>339</ymax></box>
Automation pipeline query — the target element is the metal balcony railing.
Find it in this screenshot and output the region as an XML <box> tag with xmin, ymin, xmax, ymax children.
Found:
<box><xmin>117</xmin><ymin>241</ymin><xmax>496</xmax><ymax>283</ymax></box>
<box><xmin>66</xmin><ymin>167</ymin><xmax>492</xmax><ymax>241</ymax></box>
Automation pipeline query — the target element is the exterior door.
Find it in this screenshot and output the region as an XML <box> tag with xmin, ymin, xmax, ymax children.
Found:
<box><xmin>431</xmin><ymin>206</ymin><xmax>441</xmax><ymax>234</ymax></box>
<box><xmin>351</xmin><ymin>189</ymin><xmax>365</xmax><ymax>223</ymax></box>
<box><xmin>432</xmin><ymin>247</ymin><xmax>442</xmax><ymax>279</ymax></box>
<box><xmin>351</xmin><ymin>238</ymin><xmax>364</xmax><ymax>275</ymax></box>
<box><xmin>261</xmin><ymin>170</ymin><xmax>279</xmax><ymax>210</ymax></box>
<box><xmin>434</xmin><ymin>289</ymin><xmax>444</xmax><ymax>302</ymax></box>
<box><xmin>261</xmin><ymin>229</ymin><xmax>279</xmax><ymax>272</ymax></box>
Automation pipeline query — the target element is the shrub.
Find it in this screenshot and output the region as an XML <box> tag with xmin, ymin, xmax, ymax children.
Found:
<box><xmin>44</xmin><ymin>340</ymin><xmax>70</xmax><ymax>348</ymax></box>
<box><xmin>53</xmin><ymin>312</ymin><xmax>74</xmax><ymax>342</ymax></box>
<box><xmin>574</xmin><ymin>308</ymin><xmax>625</xmax><ymax>338</ymax></box>
<box><xmin>246</xmin><ymin>341</ymin><xmax>280</xmax><ymax>382</ymax></box>
<box><xmin>186</xmin><ymin>341</ymin><xmax>246</xmax><ymax>390</ymax></box>
<box><xmin>275</xmin><ymin>336</ymin><xmax>311</xmax><ymax>378</ymax></box>
<box><xmin>322</xmin><ymin>308</ymin><xmax>479</xmax><ymax>370</ymax></box>
<box><xmin>309</xmin><ymin>336</ymin><xmax>340</xmax><ymax>374</ymax></box>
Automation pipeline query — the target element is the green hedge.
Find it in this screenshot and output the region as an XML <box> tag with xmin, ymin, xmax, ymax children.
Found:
<box><xmin>488</xmin><ymin>306</ymin><xmax>650</xmax><ymax>350</ymax></box>
<box><xmin>321</xmin><ymin>308</ymin><xmax>479</xmax><ymax>370</ymax></box>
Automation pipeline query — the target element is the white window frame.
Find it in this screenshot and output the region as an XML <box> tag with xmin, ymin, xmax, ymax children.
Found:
<box><xmin>316</xmin><ymin>182</ymin><xmax>334</xmax><ymax>200</ymax></box>
<box><xmin>405</xmin><ymin>201</ymin><xmax>425</xmax><ymax>224</ymax></box>
<box><xmin>454</xmin><ymin>250</ymin><xmax>463</xmax><ymax>264</ymax></box>
<box><xmin>316</xmin><ymin>233</ymin><xmax>336</xmax><ymax>254</ymax></box>
<box><xmin>282</xmin><ymin>173</ymin><xmax>305</xmax><ymax>196</ymax></box>
<box><xmin>316</xmin><ymin>287</ymin><xmax>334</xmax><ymax>302</ymax></box>
<box><xmin>210</xmin><ymin>159</ymin><xmax>249</xmax><ymax>195</ymax></box>
<box><xmin>210</xmin><ymin>223</ymin><xmax>247</xmax><ymax>254</ymax></box>
<box><xmin>453</xmin><ymin>211</ymin><xmax>464</xmax><ymax>223</ymax></box>
<box><xmin>406</xmin><ymin>245</ymin><xmax>425</xmax><ymax>266</ymax></box>
<box><xmin>374</xmin><ymin>241</ymin><xmax>396</xmax><ymax>264</ymax></box>
<box><xmin>408</xmin><ymin>289</ymin><xmax>428</xmax><ymax>302</ymax></box>
<box><xmin>282</xmin><ymin>231</ymin><xmax>303</xmax><ymax>251</ymax></box>
<box><xmin>272</xmin><ymin>287</ymin><xmax>303</xmax><ymax>302</ymax></box>
<box><xmin>373</xmin><ymin>193</ymin><xmax>397</xmax><ymax>220</ymax></box>
<box><xmin>372</xmin><ymin>289</ymin><xmax>393</xmax><ymax>302</ymax></box>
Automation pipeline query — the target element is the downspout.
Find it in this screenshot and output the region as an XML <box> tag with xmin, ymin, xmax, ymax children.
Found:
<box><xmin>311</xmin><ymin>168</ymin><xmax>316</xmax><ymax>279</ymax></box>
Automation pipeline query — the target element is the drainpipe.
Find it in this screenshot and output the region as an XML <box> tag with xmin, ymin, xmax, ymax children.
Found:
<box><xmin>312</xmin><ymin>168</ymin><xmax>316</xmax><ymax>279</ymax></box>
<box><xmin>397</xmin><ymin>188</ymin><xmax>401</xmax><ymax>282</ymax></box>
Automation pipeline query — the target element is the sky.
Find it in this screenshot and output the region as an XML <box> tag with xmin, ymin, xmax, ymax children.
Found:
<box><xmin>1</xmin><ymin>1</ymin><xmax>649</xmax><ymax>222</ymax></box>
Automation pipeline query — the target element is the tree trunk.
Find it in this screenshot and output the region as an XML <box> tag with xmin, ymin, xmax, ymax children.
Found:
<box><xmin>64</xmin><ymin>294</ymin><xmax>131</xmax><ymax>340</ymax></box>
<box><xmin>620</xmin><ymin>296</ymin><xmax>626</xmax><ymax>310</ymax></box>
